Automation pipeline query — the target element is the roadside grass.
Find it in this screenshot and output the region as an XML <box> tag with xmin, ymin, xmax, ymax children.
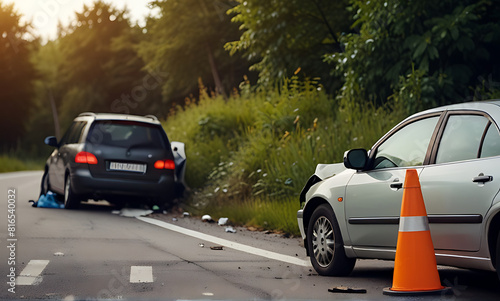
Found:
<box><xmin>184</xmin><ymin>195</ymin><xmax>301</xmax><ymax>235</ymax></box>
<box><xmin>166</xmin><ymin>79</ymin><xmax>411</xmax><ymax>235</ymax></box>
<box><xmin>0</xmin><ymin>154</ymin><xmax>45</xmax><ymax>173</ymax></box>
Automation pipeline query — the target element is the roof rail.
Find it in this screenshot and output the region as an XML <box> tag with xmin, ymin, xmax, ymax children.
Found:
<box><xmin>144</xmin><ymin>114</ymin><xmax>159</xmax><ymax>122</ymax></box>
<box><xmin>79</xmin><ymin>112</ymin><xmax>97</xmax><ymax>117</ymax></box>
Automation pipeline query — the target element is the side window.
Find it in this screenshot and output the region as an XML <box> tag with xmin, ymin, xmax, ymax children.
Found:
<box><xmin>69</xmin><ymin>121</ymin><xmax>87</xmax><ymax>144</ymax></box>
<box><xmin>373</xmin><ymin>117</ymin><xmax>439</xmax><ymax>169</ymax></box>
<box><xmin>480</xmin><ymin>123</ymin><xmax>500</xmax><ymax>158</ymax></box>
<box><xmin>60</xmin><ymin>121</ymin><xmax>87</xmax><ymax>145</ymax></box>
<box><xmin>59</xmin><ymin>122</ymin><xmax>77</xmax><ymax>146</ymax></box>
<box><xmin>436</xmin><ymin>115</ymin><xmax>488</xmax><ymax>164</ymax></box>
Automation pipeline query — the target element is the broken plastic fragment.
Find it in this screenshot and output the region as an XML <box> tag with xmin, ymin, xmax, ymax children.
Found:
<box><xmin>225</xmin><ymin>226</ymin><xmax>236</xmax><ymax>233</ymax></box>
<box><xmin>202</xmin><ymin>215</ymin><xmax>214</xmax><ymax>223</ymax></box>
<box><xmin>218</xmin><ymin>217</ymin><xmax>229</xmax><ymax>226</ymax></box>
<box><xmin>118</xmin><ymin>208</ymin><xmax>153</xmax><ymax>217</ymax></box>
<box><xmin>328</xmin><ymin>286</ymin><xmax>367</xmax><ymax>294</ymax></box>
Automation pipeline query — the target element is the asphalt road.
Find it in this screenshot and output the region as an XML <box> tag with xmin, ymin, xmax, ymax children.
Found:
<box><xmin>0</xmin><ymin>171</ymin><xmax>499</xmax><ymax>300</ymax></box>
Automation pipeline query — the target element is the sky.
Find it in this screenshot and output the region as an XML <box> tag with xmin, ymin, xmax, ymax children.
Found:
<box><xmin>6</xmin><ymin>0</ymin><xmax>156</xmax><ymax>41</ymax></box>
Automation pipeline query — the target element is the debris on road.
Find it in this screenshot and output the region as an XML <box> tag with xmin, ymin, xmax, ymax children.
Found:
<box><xmin>225</xmin><ymin>226</ymin><xmax>237</xmax><ymax>233</ymax></box>
<box><xmin>29</xmin><ymin>191</ymin><xmax>64</xmax><ymax>209</ymax></box>
<box><xmin>328</xmin><ymin>286</ymin><xmax>367</xmax><ymax>294</ymax></box>
<box><xmin>114</xmin><ymin>208</ymin><xmax>153</xmax><ymax>217</ymax></box>
<box><xmin>202</xmin><ymin>215</ymin><xmax>215</xmax><ymax>223</ymax></box>
<box><xmin>172</xmin><ymin>218</ymin><xmax>178</xmax><ymax>222</ymax></box>
<box><xmin>152</xmin><ymin>205</ymin><xmax>161</xmax><ymax>213</ymax></box>
<box><xmin>53</xmin><ymin>252</ymin><xmax>64</xmax><ymax>256</ymax></box>
<box><xmin>210</xmin><ymin>246</ymin><xmax>224</xmax><ymax>250</ymax></box>
<box><xmin>198</xmin><ymin>243</ymin><xmax>205</xmax><ymax>248</ymax></box>
<box><xmin>183</xmin><ymin>212</ymin><xmax>190</xmax><ymax>217</ymax></box>
<box><xmin>218</xmin><ymin>217</ymin><xmax>229</xmax><ymax>226</ymax></box>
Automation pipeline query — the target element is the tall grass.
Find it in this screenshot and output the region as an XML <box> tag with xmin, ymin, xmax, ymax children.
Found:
<box><xmin>0</xmin><ymin>155</ymin><xmax>44</xmax><ymax>173</ymax></box>
<box><xmin>164</xmin><ymin>78</ymin><xmax>410</xmax><ymax>235</ymax></box>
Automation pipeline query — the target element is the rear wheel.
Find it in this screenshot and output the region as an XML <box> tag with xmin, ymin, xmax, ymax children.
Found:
<box><xmin>64</xmin><ymin>174</ymin><xmax>81</xmax><ymax>209</ymax></box>
<box><xmin>40</xmin><ymin>169</ymin><xmax>50</xmax><ymax>196</ymax></box>
<box><xmin>307</xmin><ymin>204</ymin><xmax>356</xmax><ymax>276</ymax></box>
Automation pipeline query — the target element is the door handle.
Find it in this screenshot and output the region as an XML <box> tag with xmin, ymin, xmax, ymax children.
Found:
<box><xmin>473</xmin><ymin>174</ymin><xmax>493</xmax><ymax>183</ymax></box>
<box><xmin>390</xmin><ymin>183</ymin><xmax>403</xmax><ymax>189</ymax></box>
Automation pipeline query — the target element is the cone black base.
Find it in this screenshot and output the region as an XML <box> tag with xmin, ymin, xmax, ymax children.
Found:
<box><xmin>383</xmin><ymin>286</ymin><xmax>453</xmax><ymax>296</ymax></box>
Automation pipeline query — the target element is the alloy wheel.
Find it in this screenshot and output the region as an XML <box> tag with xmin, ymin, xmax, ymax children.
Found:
<box><xmin>312</xmin><ymin>216</ymin><xmax>335</xmax><ymax>267</ymax></box>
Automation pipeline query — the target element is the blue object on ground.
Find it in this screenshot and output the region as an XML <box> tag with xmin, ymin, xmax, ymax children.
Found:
<box><xmin>31</xmin><ymin>191</ymin><xmax>64</xmax><ymax>208</ymax></box>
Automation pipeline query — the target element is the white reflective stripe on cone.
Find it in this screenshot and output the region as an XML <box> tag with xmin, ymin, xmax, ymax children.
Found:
<box><xmin>399</xmin><ymin>216</ymin><xmax>430</xmax><ymax>232</ymax></box>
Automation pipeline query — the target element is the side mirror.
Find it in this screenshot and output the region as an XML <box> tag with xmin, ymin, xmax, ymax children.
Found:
<box><xmin>344</xmin><ymin>148</ymin><xmax>368</xmax><ymax>170</ymax></box>
<box><xmin>44</xmin><ymin>136</ymin><xmax>58</xmax><ymax>148</ymax></box>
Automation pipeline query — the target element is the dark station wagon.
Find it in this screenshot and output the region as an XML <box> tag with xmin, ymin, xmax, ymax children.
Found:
<box><xmin>41</xmin><ymin>113</ymin><xmax>183</xmax><ymax>209</ymax></box>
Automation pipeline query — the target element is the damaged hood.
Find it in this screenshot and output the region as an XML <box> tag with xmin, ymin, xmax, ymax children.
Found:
<box><xmin>314</xmin><ymin>163</ymin><xmax>346</xmax><ymax>180</ymax></box>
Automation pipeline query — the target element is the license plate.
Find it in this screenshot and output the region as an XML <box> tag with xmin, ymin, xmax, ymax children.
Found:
<box><xmin>109</xmin><ymin>162</ymin><xmax>147</xmax><ymax>173</ymax></box>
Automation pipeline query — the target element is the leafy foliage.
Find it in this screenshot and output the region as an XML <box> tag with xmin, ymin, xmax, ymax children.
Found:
<box><xmin>226</xmin><ymin>0</ymin><xmax>352</xmax><ymax>90</ymax></box>
<box><xmin>138</xmin><ymin>0</ymin><xmax>252</xmax><ymax>104</ymax></box>
<box><xmin>56</xmin><ymin>1</ymin><xmax>149</xmax><ymax>128</ymax></box>
<box><xmin>327</xmin><ymin>0</ymin><xmax>500</xmax><ymax>109</ymax></box>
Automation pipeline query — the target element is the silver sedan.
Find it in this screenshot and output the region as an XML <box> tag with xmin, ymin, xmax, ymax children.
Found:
<box><xmin>297</xmin><ymin>100</ymin><xmax>500</xmax><ymax>281</ymax></box>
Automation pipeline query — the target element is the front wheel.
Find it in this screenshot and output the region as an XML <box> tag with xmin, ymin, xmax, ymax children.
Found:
<box><xmin>496</xmin><ymin>231</ymin><xmax>500</xmax><ymax>282</ymax></box>
<box><xmin>307</xmin><ymin>204</ymin><xmax>356</xmax><ymax>276</ymax></box>
<box><xmin>64</xmin><ymin>174</ymin><xmax>81</xmax><ymax>209</ymax></box>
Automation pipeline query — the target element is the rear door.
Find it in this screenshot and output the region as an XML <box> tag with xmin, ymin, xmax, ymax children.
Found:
<box><xmin>85</xmin><ymin>120</ymin><xmax>173</xmax><ymax>181</ymax></box>
<box><xmin>419</xmin><ymin>112</ymin><xmax>500</xmax><ymax>251</ymax></box>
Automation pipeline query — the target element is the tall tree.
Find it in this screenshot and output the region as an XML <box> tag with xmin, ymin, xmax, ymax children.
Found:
<box><xmin>0</xmin><ymin>2</ymin><xmax>37</xmax><ymax>150</ymax></box>
<box><xmin>56</xmin><ymin>1</ymin><xmax>150</xmax><ymax>127</ymax></box>
<box><xmin>138</xmin><ymin>0</ymin><xmax>251</xmax><ymax>104</ymax></box>
<box><xmin>225</xmin><ymin>0</ymin><xmax>352</xmax><ymax>90</ymax></box>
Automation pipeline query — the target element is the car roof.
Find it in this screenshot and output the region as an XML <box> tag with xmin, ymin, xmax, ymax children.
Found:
<box><xmin>371</xmin><ymin>100</ymin><xmax>500</xmax><ymax>150</ymax></box>
<box><xmin>75</xmin><ymin>112</ymin><xmax>161</xmax><ymax>125</ymax></box>
<box><xmin>412</xmin><ymin>99</ymin><xmax>500</xmax><ymax>117</ymax></box>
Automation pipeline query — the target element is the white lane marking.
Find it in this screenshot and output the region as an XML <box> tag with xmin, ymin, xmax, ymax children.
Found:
<box><xmin>17</xmin><ymin>260</ymin><xmax>50</xmax><ymax>285</ymax></box>
<box><xmin>137</xmin><ymin>217</ymin><xmax>310</xmax><ymax>267</ymax></box>
<box><xmin>130</xmin><ymin>266</ymin><xmax>153</xmax><ymax>283</ymax></box>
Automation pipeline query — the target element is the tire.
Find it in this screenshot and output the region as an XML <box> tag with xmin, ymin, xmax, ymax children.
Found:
<box><xmin>40</xmin><ymin>169</ymin><xmax>50</xmax><ymax>196</ymax></box>
<box><xmin>64</xmin><ymin>174</ymin><xmax>81</xmax><ymax>209</ymax></box>
<box><xmin>307</xmin><ymin>204</ymin><xmax>356</xmax><ymax>276</ymax></box>
<box><xmin>496</xmin><ymin>231</ymin><xmax>500</xmax><ymax>282</ymax></box>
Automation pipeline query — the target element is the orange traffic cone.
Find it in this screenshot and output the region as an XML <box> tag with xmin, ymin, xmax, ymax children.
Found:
<box><xmin>383</xmin><ymin>169</ymin><xmax>452</xmax><ymax>296</ymax></box>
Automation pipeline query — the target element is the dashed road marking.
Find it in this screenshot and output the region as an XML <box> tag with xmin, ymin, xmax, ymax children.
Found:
<box><xmin>136</xmin><ymin>217</ymin><xmax>310</xmax><ymax>267</ymax></box>
<box><xmin>130</xmin><ymin>266</ymin><xmax>153</xmax><ymax>283</ymax></box>
<box><xmin>17</xmin><ymin>260</ymin><xmax>50</xmax><ymax>285</ymax></box>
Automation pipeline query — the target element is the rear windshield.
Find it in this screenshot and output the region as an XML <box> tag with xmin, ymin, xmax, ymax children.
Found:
<box><xmin>87</xmin><ymin>120</ymin><xmax>167</xmax><ymax>149</ymax></box>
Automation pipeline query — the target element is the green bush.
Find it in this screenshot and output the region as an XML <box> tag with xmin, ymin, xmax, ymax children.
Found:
<box><xmin>164</xmin><ymin>78</ymin><xmax>410</xmax><ymax>235</ymax></box>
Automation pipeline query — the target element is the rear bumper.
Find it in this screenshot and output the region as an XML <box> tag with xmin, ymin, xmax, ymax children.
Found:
<box><xmin>71</xmin><ymin>168</ymin><xmax>175</xmax><ymax>199</ymax></box>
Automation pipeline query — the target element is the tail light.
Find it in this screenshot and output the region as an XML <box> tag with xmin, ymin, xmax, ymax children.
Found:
<box><xmin>154</xmin><ymin>159</ymin><xmax>175</xmax><ymax>170</ymax></box>
<box><xmin>75</xmin><ymin>152</ymin><xmax>98</xmax><ymax>164</ymax></box>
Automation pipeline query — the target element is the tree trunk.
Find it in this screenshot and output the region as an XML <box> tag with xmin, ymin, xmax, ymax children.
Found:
<box><xmin>206</xmin><ymin>42</ymin><xmax>227</xmax><ymax>99</ymax></box>
<box><xmin>48</xmin><ymin>88</ymin><xmax>61</xmax><ymax>140</ymax></box>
